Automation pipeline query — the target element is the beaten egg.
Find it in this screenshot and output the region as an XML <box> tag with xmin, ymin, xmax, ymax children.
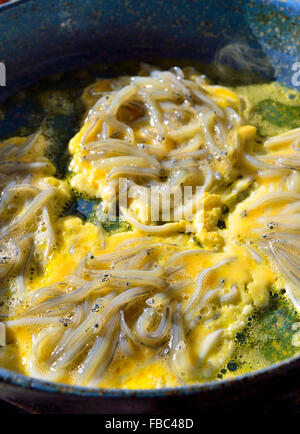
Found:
<box><xmin>0</xmin><ymin>63</ymin><xmax>299</xmax><ymax>388</ymax></box>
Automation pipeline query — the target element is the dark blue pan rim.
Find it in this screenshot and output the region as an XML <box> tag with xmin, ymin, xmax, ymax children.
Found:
<box><xmin>0</xmin><ymin>352</ymin><xmax>299</xmax><ymax>398</ymax></box>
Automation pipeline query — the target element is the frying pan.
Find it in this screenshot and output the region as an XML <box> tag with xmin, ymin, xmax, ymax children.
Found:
<box><xmin>0</xmin><ymin>0</ymin><xmax>299</xmax><ymax>414</ymax></box>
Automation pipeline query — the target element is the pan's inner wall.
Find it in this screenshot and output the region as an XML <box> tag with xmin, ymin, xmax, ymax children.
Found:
<box><xmin>0</xmin><ymin>0</ymin><xmax>299</xmax><ymax>103</ymax></box>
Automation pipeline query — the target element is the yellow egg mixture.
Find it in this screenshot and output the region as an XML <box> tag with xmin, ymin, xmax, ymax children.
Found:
<box><xmin>0</xmin><ymin>64</ymin><xmax>299</xmax><ymax>389</ymax></box>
